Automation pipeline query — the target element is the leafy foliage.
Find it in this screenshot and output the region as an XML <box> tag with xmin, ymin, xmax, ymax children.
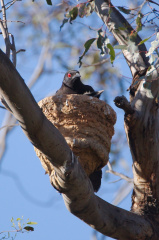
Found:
<box><xmin>78</xmin><ymin>38</ymin><xmax>96</xmax><ymax>67</ymax></box>
<box><xmin>79</xmin><ymin>29</ymin><xmax>116</xmax><ymax>67</ymax></box>
<box><xmin>60</xmin><ymin>1</ymin><xmax>95</xmax><ymax>29</ymax></box>
<box><xmin>65</xmin><ymin>7</ymin><xmax>78</xmax><ymax>22</ymax></box>
<box><xmin>0</xmin><ymin>217</ymin><xmax>37</xmax><ymax>239</ymax></box>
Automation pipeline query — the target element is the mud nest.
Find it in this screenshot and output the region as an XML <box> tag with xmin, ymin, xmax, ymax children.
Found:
<box><xmin>34</xmin><ymin>94</ymin><xmax>116</xmax><ymax>178</ymax></box>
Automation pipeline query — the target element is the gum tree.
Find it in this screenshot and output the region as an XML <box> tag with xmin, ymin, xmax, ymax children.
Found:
<box><xmin>0</xmin><ymin>0</ymin><xmax>159</xmax><ymax>239</ymax></box>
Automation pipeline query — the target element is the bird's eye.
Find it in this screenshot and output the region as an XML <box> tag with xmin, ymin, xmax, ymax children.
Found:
<box><xmin>67</xmin><ymin>73</ymin><xmax>71</xmax><ymax>78</ymax></box>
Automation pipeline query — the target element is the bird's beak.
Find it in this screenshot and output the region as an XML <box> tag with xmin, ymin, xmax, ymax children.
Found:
<box><xmin>93</xmin><ymin>90</ymin><xmax>104</xmax><ymax>98</ymax></box>
<box><xmin>98</xmin><ymin>90</ymin><xmax>104</xmax><ymax>95</ymax></box>
<box><xmin>73</xmin><ymin>72</ymin><xmax>81</xmax><ymax>79</ymax></box>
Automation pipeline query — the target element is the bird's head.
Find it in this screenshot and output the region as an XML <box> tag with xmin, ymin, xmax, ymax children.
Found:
<box><xmin>63</xmin><ymin>70</ymin><xmax>81</xmax><ymax>86</ymax></box>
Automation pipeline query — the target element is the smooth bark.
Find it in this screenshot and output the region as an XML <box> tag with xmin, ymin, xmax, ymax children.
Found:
<box><xmin>1</xmin><ymin>0</ymin><xmax>159</xmax><ymax>239</ymax></box>
<box><xmin>95</xmin><ymin>0</ymin><xmax>159</xmax><ymax>227</ymax></box>
<box><xmin>0</xmin><ymin>48</ymin><xmax>156</xmax><ymax>239</ymax></box>
<box><xmin>95</xmin><ymin>0</ymin><xmax>149</xmax><ymax>77</ymax></box>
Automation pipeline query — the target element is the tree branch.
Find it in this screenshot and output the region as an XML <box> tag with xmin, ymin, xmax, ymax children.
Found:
<box><xmin>0</xmin><ymin>49</ymin><xmax>71</xmax><ymax>168</ymax></box>
<box><xmin>0</xmin><ymin>49</ymin><xmax>156</xmax><ymax>239</ymax></box>
<box><xmin>94</xmin><ymin>0</ymin><xmax>149</xmax><ymax>78</ymax></box>
<box><xmin>0</xmin><ymin>0</ymin><xmax>10</xmax><ymax>57</ymax></box>
<box><xmin>94</xmin><ymin>0</ymin><xmax>159</xmax><ymax>220</ymax></box>
<box><xmin>114</xmin><ymin>95</ymin><xmax>134</xmax><ymax>114</ymax></box>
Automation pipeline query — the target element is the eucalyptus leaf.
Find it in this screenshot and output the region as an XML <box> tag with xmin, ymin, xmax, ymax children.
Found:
<box><xmin>78</xmin><ymin>38</ymin><xmax>96</xmax><ymax>67</ymax></box>
<box><xmin>114</xmin><ymin>45</ymin><xmax>127</xmax><ymax>50</ymax></box>
<box><xmin>46</xmin><ymin>0</ymin><xmax>52</xmax><ymax>5</ymax></box>
<box><xmin>24</xmin><ymin>226</ymin><xmax>34</xmax><ymax>231</ymax></box>
<box><xmin>117</xmin><ymin>6</ymin><xmax>131</xmax><ymax>14</ymax></box>
<box><xmin>107</xmin><ymin>43</ymin><xmax>115</xmax><ymax>64</ymax></box>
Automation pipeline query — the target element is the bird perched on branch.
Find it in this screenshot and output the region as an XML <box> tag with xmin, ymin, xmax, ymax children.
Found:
<box><xmin>56</xmin><ymin>70</ymin><xmax>104</xmax><ymax>192</ymax></box>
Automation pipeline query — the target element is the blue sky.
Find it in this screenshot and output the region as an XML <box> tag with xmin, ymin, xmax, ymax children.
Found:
<box><xmin>1</xmin><ymin>0</ymin><xmax>158</xmax><ymax>239</ymax></box>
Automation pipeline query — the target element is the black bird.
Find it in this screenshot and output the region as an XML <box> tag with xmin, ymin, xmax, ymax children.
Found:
<box><xmin>56</xmin><ymin>70</ymin><xmax>104</xmax><ymax>98</ymax></box>
<box><xmin>56</xmin><ymin>70</ymin><xmax>104</xmax><ymax>192</ymax></box>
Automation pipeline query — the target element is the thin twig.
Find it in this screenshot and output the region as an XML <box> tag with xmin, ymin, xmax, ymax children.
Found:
<box><xmin>147</xmin><ymin>0</ymin><xmax>159</xmax><ymax>7</ymax></box>
<box><xmin>82</xmin><ymin>52</ymin><xmax>122</xmax><ymax>67</ymax></box>
<box><xmin>5</xmin><ymin>0</ymin><xmax>18</xmax><ymax>11</ymax></box>
<box><xmin>0</xmin><ymin>124</ymin><xmax>19</xmax><ymax>131</ymax></box>
<box><xmin>107</xmin><ymin>161</ymin><xmax>133</xmax><ymax>183</ymax></box>
<box><xmin>27</xmin><ymin>44</ymin><xmax>49</xmax><ymax>88</ymax></box>
<box><xmin>16</xmin><ymin>49</ymin><xmax>26</xmax><ymax>54</ymax></box>
<box><xmin>112</xmin><ymin>181</ymin><xmax>133</xmax><ymax>206</ymax></box>
<box><xmin>0</xmin><ymin>112</ymin><xmax>17</xmax><ymax>161</ymax></box>
<box><xmin>107</xmin><ymin>161</ymin><xmax>112</xmax><ymax>171</ymax></box>
<box><xmin>106</xmin><ymin>169</ymin><xmax>133</xmax><ymax>183</ymax></box>
<box><xmin>2</xmin><ymin>19</ymin><xmax>25</xmax><ymax>24</ymax></box>
<box><xmin>0</xmin><ymin>0</ymin><xmax>10</xmax><ymax>57</ymax></box>
<box><xmin>0</xmin><ymin>105</ymin><xmax>6</xmax><ymax>109</ymax></box>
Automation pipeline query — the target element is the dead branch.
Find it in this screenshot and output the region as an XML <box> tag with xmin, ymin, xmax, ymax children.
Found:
<box><xmin>114</xmin><ymin>95</ymin><xmax>134</xmax><ymax>114</ymax></box>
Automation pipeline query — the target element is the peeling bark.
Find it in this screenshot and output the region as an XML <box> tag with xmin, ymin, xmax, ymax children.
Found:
<box><xmin>95</xmin><ymin>0</ymin><xmax>150</xmax><ymax>78</ymax></box>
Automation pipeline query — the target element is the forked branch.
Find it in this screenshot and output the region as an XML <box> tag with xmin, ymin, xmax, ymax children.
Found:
<box><xmin>0</xmin><ymin>47</ymin><xmax>156</xmax><ymax>239</ymax></box>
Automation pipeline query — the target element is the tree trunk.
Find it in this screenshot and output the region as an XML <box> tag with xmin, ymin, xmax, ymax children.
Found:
<box><xmin>95</xmin><ymin>0</ymin><xmax>159</xmax><ymax>236</ymax></box>
<box><xmin>0</xmin><ymin>0</ymin><xmax>159</xmax><ymax>239</ymax></box>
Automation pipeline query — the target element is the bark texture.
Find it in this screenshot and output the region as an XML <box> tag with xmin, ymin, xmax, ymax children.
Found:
<box><xmin>0</xmin><ymin>0</ymin><xmax>159</xmax><ymax>238</ymax></box>
<box><xmin>95</xmin><ymin>0</ymin><xmax>149</xmax><ymax>78</ymax></box>
<box><xmin>95</xmin><ymin>0</ymin><xmax>159</xmax><ymax>234</ymax></box>
<box><xmin>95</xmin><ymin>0</ymin><xmax>159</xmax><ymax>237</ymax></box>
<box><xmin>0</xmin><ymin>48</ymin><xmax>156</xmax><ymax>239</ymax></box>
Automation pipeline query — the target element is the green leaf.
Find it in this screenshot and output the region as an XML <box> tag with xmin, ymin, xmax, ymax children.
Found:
<box><xmin>117</xmin><ymin>6</ymin><xmax>131</xmax><ymax>14</ymax></box>
<box><xmin>27</xmin><ymin>222</ymin><xmax>37</xmax><ymax>225</ymax></box>
<box><xmin>16</xmin><ymin>218</ymin><xmax>21</xmax><ymax>221</ymax></box>
<box><xmin>24</xmin><ymin>226</ymin><xmax>34</xmax><ymax>231</ymax></box>
<box><xmin>60</xmin><ymin>18</ymin><xmax>68</xmax><ymax>31</ymax></box>
<box><xmin>136</xmin><ymin>13</ymin><xmax>143</xmax><ymax>32</ymax></box>
<box><xmin>107</xmin><ymin>43</ymin><xmax>115</xmax><ymax>64</ymax></box>
<box><xmin>61</xmin><ymin>2</ymin><xmax>94</xmax><ymax>30</ymax></box>
<box><xmin>68</xmin><ymin>7</ymin><xmax>78</xmax><ymax>22</ymax></box>
<box><xmin>78</xmin><ymin>38</ymin><xmax>96</xmax><ymax>67</ymax></box>
<box><xmin>114</xmin><ymin>45</ymin><xmax>127</xmax><ymax>50</ymax></box>
<box><xmin>46</xmin><ymin>0</ymin><xmax>52</xmax><ymax>5</ymax></box>
<box><xmin>138</xmin><ymin>37</ymin><xmax>151</xmax><ymax>46</ymax></box>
